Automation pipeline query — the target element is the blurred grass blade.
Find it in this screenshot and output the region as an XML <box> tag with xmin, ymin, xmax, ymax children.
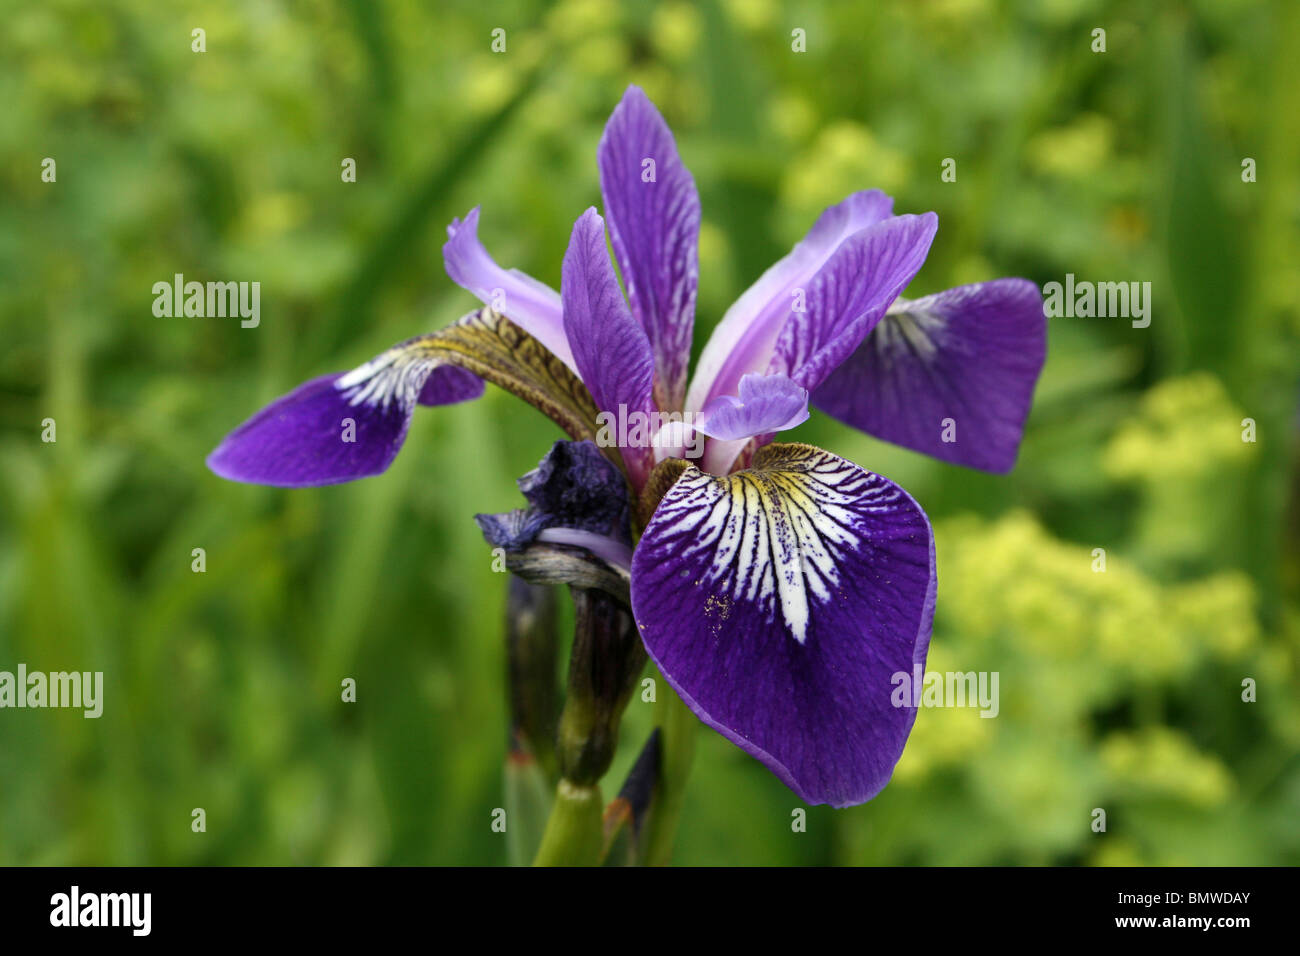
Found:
<box><xmin>317</xmin><ymin>67</ymin><xmax>544</xmax><ymax>363</ymax></box>
<box><xmin>505</xmin><ymin>750</ymin><xmax>554</xmax><ymax>867</ymax></box>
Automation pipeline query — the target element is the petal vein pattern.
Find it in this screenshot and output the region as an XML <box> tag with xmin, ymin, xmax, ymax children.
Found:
<box><xmin>647</xmin><ymin>447</ymin><xmax>889</xmax><ymax>644</ymax></box>
<box><xmin>336</xmin><ymin>349</ymin><xmax>434</xmax><ymax>410</ymax></box>
<box><xmin>631</xmin><ymin>442</ymin><xmax>936</xmax><ymax>806</ymax></box>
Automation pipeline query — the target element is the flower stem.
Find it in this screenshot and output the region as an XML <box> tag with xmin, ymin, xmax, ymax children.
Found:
<box><xmin>640</xmin><ymin>673</ymin><xmax>696</xmax><ymax>866</ymax></box>
<box><xmin>504</xmin><ymin>751</ymin><xmax>553</xmax><ymax>867</ymax></box>
<box><xmin>531</xmin><ymin>780</ymin><xmax>604</xmax><ymax>866</ymax></box>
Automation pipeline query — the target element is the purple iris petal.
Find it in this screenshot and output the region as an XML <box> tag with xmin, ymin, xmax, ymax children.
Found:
<box><xmin>598</xmin><ymin>85</ymin><xmax>700</xmax><ymax>411</ymax></box>
<box><xmin>419</xmin><ymin>366</ymin><xmax>487</xmax><ymax>406</ymax></box>
<box><xmin>813</xmin><ymin>279</ymin><xmax>1046</xmax><ymax>472</ymax></box>
<box><xmin>561</xmin><ymin>208</ymin><xmax>658</xmax><ymax>483</ymax></box>
<box><xmin>771</xmin><ymin>212</ymin><xmax>939</xmax><ymax>394</ymax></box>
<box><xmin>208</xmin><ymin>335</ymin><xmax>481</xmax><ymax>487</ymax></box>
<box><xmin>560</xmin><ymin>210</ymin><xmax>656</xmax><ymax>415</ymax></box>
<box><xmin>685</xmin><ymin>190</ymin><xmax>896</xmax><ymax>415</ymax></box>
<box><xmin>630</xmin><ymin>444</ymin><xmax>935</xmax><ymax>807</ymax></box>
<box><xmin>443</xmin><ymin>206</ymin><xmax>575</xmax><ymax>370</ymax></box>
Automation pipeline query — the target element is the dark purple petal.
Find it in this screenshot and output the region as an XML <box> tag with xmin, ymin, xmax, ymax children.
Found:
<box><xmin>686</xmin><ymin>190</ymin><xmax>896</xmax><ymax>415</ymax></box>
<box><xmin>443</xmin><ymin>207</ymin><xmax>575</xmax><ymax>370</ymax></box>
<box><xmin>631</xmin><ymin>443</ymin><xmax>935</xmax><ymax>807</ymax></box>
<box><xmin>561</xmin><ymin>207</ymin><xmax>657</xmax><ymax>482</ymax></box>
<box><xmin>598</xmin><ymin>85</ymin><xmax>700</xmax><ymax>411</ymax></box>
<box><xmin>475</xmin><ymin>439</ymin><xmax>633</xmax><ymax>567</ymax></box>
<box><xmin>771</xmin><ymin>213</ymin><xmax>938</xmax><ymax>394</ymax></box>
<box><xmin>476</xmin><ymin>508</ymin><xmax>550</xmax><ymax>551</ymax></box>
<box><xmin>814</xmin><ymin>279</ymin><xmax>1046</xmax><ymax>472</ymax></box>
<box><xmin>208</xmin><ymin>337</ymin><xmax>466</xmax><ymax>487</ymax></box>
<box><xmin>515</xmin><ymin>439</ymin><xmax>631</xmax><ymax>544</ymax></box>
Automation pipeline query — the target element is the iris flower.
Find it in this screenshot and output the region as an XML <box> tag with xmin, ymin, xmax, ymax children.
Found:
<box><xmin>209</xmin><ymin>86</ymin><xmax>1045</xmax><ymax>807</ymax></box>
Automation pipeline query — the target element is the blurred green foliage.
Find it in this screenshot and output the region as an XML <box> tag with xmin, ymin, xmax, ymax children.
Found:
<box><xmin>1</xmin><ymin>0</ymin><xmax>1297</xmax><ymax>865</ymax></box>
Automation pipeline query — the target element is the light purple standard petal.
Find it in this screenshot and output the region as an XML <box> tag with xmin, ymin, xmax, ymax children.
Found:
<box><xmin>598</xmin><ymin>85</ymin><xmax>701</xmax><ymax>411</ymax></box>
<box><xmin>685</xmin><ymin>190</ymin><xmax>896</xmax><ymax>415</ymax></box>
<box><xmin>696</xmin><ymin>373</ymin><xmax>810</xmax><ymax>441</ymax></box>
<box><xmin>443</xmin><ymin>207</ymin><xmax>575</xmax><ymax>371</ymax></box>
<box><xmin>631</xmin><ymin>444</ymin><xmax>935</xmax><ymax>807</ymax></box>
<box><xmin>561</xmin><ymin>207</ymin><xmax>657</xmax><ymax>484</ymax></box>
<box><xmin>814</xmin><ymin>279</ymin><xmax>1046</xmax><ymax>472</ymax></box>
<box><xmin>771</xmin><ymin>212</ymin><xmax>939</xmax><ymax>394</ymax></box>
<box><xmin>695</xmin><ymin>373</ymin><xmax>809</xmax><ymax>474</ymax></box>
<box><xmin>207</xmin><ymin>336</ymin><xmax>477</xmax><ymax>487</ymax></box>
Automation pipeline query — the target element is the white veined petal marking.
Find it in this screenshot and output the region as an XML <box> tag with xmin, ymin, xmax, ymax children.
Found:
<box><xmin>335</xmin><ymin>341</ymin><xmax>438</xmax><ymax>411</ymax></box>
<box><xmin>651</xmin><ymin>445</ymin><xmax>901</xmax><ymax>645</ymax></box>
<box><xmin>876</xmin><ymin>297</ymin><xmax>947</xmax><ymax>364</ymax></box>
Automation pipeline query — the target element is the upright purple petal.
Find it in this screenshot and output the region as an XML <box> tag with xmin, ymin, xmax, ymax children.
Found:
<box><xmin>561</xmin><ymin>208</ymin><xmax>657</xmax><ymax>484</ymax></box>
<box><xmin>771</xmin><ymin>213</ymin><xmax>939</xmax><ymax>394</ymax></box>
<box><xmin>598</xmin><ymin>85</ymin><xmax>700</xmax><ymax>411</ymax></box>
<box><xmin>443</xmin><ymin>207</ymin><xmax>575</xmax><ymax>370</ymax></box>
<box><xmin>631</xmin><ymin>443</ymin><xmax>935</xmax><ymax>807</ymax></box>
<box><xmin>208</xmin><ymin>336</ymin><xmax>476</xmax><ymax>487</ymax></box>
<box><xmin>685</xmin><ymin>190</ymin><xmax>896</xmax><ymax>415</ymax></box>
<box><xmin>814</xmin><ymin>279</ymin><xmax>1046</xmax><ymax>472</ymax></box>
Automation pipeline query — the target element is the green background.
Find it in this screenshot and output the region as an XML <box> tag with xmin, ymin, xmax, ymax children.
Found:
<box><xmin>1</xmin><ymin>0</ymin><xmax>1297</xmax><ymax>865</ymax></box>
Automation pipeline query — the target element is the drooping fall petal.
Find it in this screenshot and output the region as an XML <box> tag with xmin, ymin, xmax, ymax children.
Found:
<box><xmin>208</xmin><ymin>311</ymin><xmax>606</xmax><ymax>488</ymax></box>
<box><xmin>207</xmin><ymin>340</ymin><xmax>479</xmax><ymax>487</ymax></box>
<box><xmin>631</xmin><ymin>443</ymin><xmax>935</xmax><ymax>807</ymax></box>
<box><xmin>813</xmin><ymin>279</ymin><xmax>1046</xmax><ymax>472</ymax></box>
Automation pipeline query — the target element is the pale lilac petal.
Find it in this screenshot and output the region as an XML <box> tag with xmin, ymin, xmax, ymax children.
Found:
<box><xmin>630</xmin><ymin>444</ymin><xmax>936</xmax><ymax>807</ymax></box>
<box><xmin>694</xmin><ymin>373</ymin><xmax>810</xmax><ymax>475</ymax></box>
<box><xmin>443</xmin><ymin>207</ymin><xmax>575</xmax><ymax>370</ymax></box>
<box><xmin>208</xmin><ymin>336</ymin><xmax>468</xmax><ymax>487</ymax></box>
<box><xmin>695</xmin><ymin>373</ymin><xmax>810</xmax><ymax>441</ymax></box>
<box><xmin>814</xmin><ymin>279</ymin><xmax>1046</xmax><ymax>472</ymax></box>
<box><xmin>536</xmin><ymin>528</ymin><xmax>634</xmax><ymax>571</ymax></box>
<box><xmin>685</xmin><ymin>190</ymin><xmax>896</xmax><ymax>414</ymax></box>
<box><xmin>561</xmin><ymin>207</ymin><xmax>657</xmax><ymax>483</ymax></box>
<box><xmin>598</xmin><ymin>85</ymin><xmax>700</xmax><ymax>410</ymax></box>
<box><xmin>771</xmin><ymin>213</ymin><xmax>939</xmax><ymax>394</ymax></box>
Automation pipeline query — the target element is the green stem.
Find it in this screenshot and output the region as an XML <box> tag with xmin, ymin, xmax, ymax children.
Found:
<box><xmin>640</xmin><ymin>674</ymin><xmax>696</xmax><ymax>866</ymax></box>
<box><xmin>532</xmin><ymin>780</ymin><xmax>604</xmax><ymax>866</ymax></box>
<box><xmin>504</xmin><ymin>752</ymin><xmax>553</xmax><ymax>867</ymax></box>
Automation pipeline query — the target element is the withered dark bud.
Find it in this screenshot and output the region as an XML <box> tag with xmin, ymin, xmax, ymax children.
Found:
<box><xmin>504</xmin><ymin>576</ymin><xmax>560</xmax><ymax>775</ymax></box>
<box><xmin>556</xmin><ymin>587</ymin><xmax>647</xmax><ymax>785</ymax></box>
